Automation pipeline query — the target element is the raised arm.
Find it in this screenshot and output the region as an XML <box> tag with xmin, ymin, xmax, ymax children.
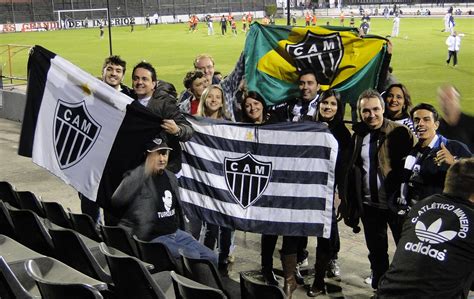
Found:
<box><xmin>220</xmin><ymin>52</ymin><xmax>245</xmax><ymax>121</ymax></box>
<box><xmin>111</xmin><ymin>165</ymin><xmax>146</xmax><ymax>208</ymax></box>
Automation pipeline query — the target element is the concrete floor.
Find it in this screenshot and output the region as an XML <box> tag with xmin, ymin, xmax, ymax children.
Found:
<box><xmin>0</xmin><ymin>117</ymin><xmax>389</xmax><ymax>298</ymax></box>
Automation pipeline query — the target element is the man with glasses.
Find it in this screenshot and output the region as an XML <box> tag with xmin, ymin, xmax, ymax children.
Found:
<box><xmin>179</xmin><ymin>53</ymin><xmax>244</xmax><ymax>121</ymax></box>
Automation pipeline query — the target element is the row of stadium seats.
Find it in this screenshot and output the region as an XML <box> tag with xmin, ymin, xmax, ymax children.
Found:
<box><xmin>0</xmin><ymin>180</ymin><xmax>285</xmax><ymax>298</ymax></box>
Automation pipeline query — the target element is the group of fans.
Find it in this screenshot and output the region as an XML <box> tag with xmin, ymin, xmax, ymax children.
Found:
<box><xmin>81</xmin><ymin>28</ymin><xmax>473</xmax><ymax>298</ymax></box>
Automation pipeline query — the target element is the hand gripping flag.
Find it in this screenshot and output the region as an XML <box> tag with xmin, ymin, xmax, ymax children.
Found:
<box><xmin>244</xmin><ymin>23</ymin><xmax>389</xmax><ymax>106</ymax></box>
<box><xmin>179</xmin><ymin>117</ymin><xmax>338</xmax><ymax>237</ymax></box>
<box><xmin>18</xmin><ymin>46</ymin><xmax>162</xmax><ymax>209</ymax></box>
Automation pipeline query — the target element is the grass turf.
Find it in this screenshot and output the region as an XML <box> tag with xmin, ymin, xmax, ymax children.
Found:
<box><xmin>1</xmin><ymin>16</ymin><xmax>473</xmax><ymax>113</ymax></box>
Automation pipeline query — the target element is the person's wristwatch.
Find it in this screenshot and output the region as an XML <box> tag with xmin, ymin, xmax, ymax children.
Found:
<box><xmin>174</xmin><ymin>127</ymin><xmax>181</xmax><ymax>137</ymax></box>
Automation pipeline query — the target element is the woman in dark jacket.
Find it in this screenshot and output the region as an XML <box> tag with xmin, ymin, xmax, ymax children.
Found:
<box><xmin>240</xmin><ymin>90</ymin><xmax>275</xmax><ymax>124</ymax></box>
<box><xmin>307</xmin><ymin>89</ymin><xmax>352</xmax><ymax>296</ymax></box>
<box><xmin>241</xmin><ymin>91</ymin><xmax>284</xmax><ymax>287</ymax></box>
<box><xmin>314</xmin><ymin>89</ymin><xmax>352</xmax><ymax>185</ymax></box>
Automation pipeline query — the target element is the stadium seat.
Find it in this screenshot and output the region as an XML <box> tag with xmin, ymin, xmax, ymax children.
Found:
<box><xmin>0</xmin><ymin>235</ymin><xmax>43</xmax><ymax>265</ymax></box>
<box><xmin>2</xmin><ymin>258</ymin><xmax>41</xmax><ymax>298</ymax></box>
<box><xmin>69</xmin><ymin>212</ymin><xmax>102</xmax><ymax>242</ymax></box>
<box><xmin>0</xmin><ymin>181</ymin><xmax>20</xmax><ymax>208</ymax></box>
<box><xmin>48</xmin><ymin>228</ymin><xmax>112</xmax><ymax>284</ymax></box>
<box><xmin>42</xmin><ymin>201</ymin><xmax>72</xmax><ymax>229</ymax></box>
<box><xmin>100</xmin><ymin>224</ymin><xmax>138</xmax><ymax>257</ymax></box>
<box><xmin>25</xmin><ymin>258</ymin><xmax>108</xmax><ymax>298</ymax></box>
<box><xmin>132</xmin><ymin>234</ymin><xmax>181</xmax><ymax>274</ymax></box>
<box><xmin>17</xmin><ymin>191</ymin><xmax>45</xmax><ymax>218</ymax></box>
<box><xmin>180</xmin><ymin>253</ymin><xmax>230</xmax><ymax>298</ymax></box>
<box><xmin>0</xmin><ymin>202</ymin><xmax>16</xmax><ymax>239</ymax></box>
<box><xmin>170</xmin><ymin>270</ymin><xmax>227</xmax><ymax>299</ymax></box>
<box><xmin>25</xmin><ymin>256</ymin><xmax>108</xmax><ymax>290</ymax></box>
<box><xmin>8</xmin><ymin>208</ymin><xmax>55</xmax><ymax>256</ymax></box>
<box><xmin>0</xmin><ymin>256</ymin><xmax>37</xmax><ymax>299</ymax></box>
<box><xmin>99</xmin><ymin>242</ymin><xmax>168</xmax><ymax>299</ymax></box>
<box><xmin>239</xmin><ymin>270</ymin><xmax>286</xmax><ymax>299</ymax></box>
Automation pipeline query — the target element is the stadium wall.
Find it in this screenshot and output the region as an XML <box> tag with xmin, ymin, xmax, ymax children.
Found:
<box><xmin>2</xmin><ymin>6</ymin><xmax>473</xmax><ymax>33</ymax></box>
<box><xmin>0</xmin><ymin>89</ymin><xmax>26</xmax><ymax>122</ymax></box>
<box><xmin>0</xmin><ymin>11</ymin><xmax>267</xmax><ymax>33</ymax></box>
<box><xmin>0</xmin><ymin>0</ymin><xmax>276</xmax><ymax>24</ymax></box>
<box><xmin>2</xmin><ymin>2</ymin><xmax>473</xmax><ymax>32</ymax></box>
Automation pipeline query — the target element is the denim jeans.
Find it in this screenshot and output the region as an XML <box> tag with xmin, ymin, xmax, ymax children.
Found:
<box><xmin>152</xmin><ymin>229</ymin><xmax>218</xmax><ymax>267</ymax></box>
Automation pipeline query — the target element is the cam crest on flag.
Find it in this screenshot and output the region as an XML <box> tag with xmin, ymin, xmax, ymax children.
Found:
<box><xmin>286</xmin><ymin>31</ymin><xmax>343</xmax><ymax>85</ymax></box>
<box><xmin>54</xmin><ymin>100</ymin><xmax>101</xmax><ymax>169</ymax></box>
<box><xmin>224</xmin><ymin>152</ymin><xmax>272</xmax><ymax>209</ymax></box>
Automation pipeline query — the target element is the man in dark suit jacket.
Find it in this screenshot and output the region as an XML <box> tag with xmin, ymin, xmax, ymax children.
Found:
<box><xmin>131</xmin><ymin>61</ymin><xmax>193</xmax><ymax>174</ymax></box>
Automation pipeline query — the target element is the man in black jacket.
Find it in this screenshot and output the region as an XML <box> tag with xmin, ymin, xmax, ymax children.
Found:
<box><xmin>131</xmin><ymin>61</ymin><xmax>193</xmax><ymax>174</ymax></box>
<box><xmin>377</xmin><ymin>158</ymin><xmax>474</xmax><ymax>298</ymax></box>
<box><xmin>111</xmin><ymin>137</ymin><xmax>217</xmax><ymax>265</ymax></box>
<box><xmin>272</xmin><ymin>70</ymin><xmax>321</xmax><ymax>122</ymax></box>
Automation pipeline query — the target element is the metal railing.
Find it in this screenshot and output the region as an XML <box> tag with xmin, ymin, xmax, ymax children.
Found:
<box><xmin>0</xmin><ymin>44</ymin><xmax>31</xmax><ymax>87</ymax></box>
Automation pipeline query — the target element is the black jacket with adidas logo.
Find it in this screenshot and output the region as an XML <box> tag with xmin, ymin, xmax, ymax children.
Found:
<box><xmin>377</xmin><ymin>193</ymin><xmax>474</xmax><ymax>298</ymax></box>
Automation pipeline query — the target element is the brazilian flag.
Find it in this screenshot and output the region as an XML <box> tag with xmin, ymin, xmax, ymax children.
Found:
<box><xmin>244</xmin><ymin>23</ymin><xmax>389</xmax><ymax>106</ymax></box>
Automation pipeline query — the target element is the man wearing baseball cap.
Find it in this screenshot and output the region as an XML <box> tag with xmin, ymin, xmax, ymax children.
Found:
<box><xmin>111</xmin><ymin>137</ymin><xmax>217</xmax><ymax>265</ymax></box>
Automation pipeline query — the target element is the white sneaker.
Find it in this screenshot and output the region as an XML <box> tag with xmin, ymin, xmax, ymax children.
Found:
<box><xmin>326</xmin><ymin>259</ymin><xmax>341</xmax><ymax>278</ymax></box>
<box><xmin>227</xmin><ymin>255</ymin><xmax>235</xmax><ymax>263</ymax></box>
<box><xmin>297</xmin><ymin>257</ymin><xmax>309</xmax><ymax>267</ymax></box>
<box><xmin>364</xmin><ymin>273</ymin><xmax>373</xmax><ymax>285</ymax></box>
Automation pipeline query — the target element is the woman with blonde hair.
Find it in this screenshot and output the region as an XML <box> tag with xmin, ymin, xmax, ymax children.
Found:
<box><xmin>197</xmin><ymin>84</ymin><xmax>233</xmax><ymax>275</ymax></box>
<box><xmin>196</xmin><ymin>84</ymin><xmax>231</xmax><ymax>120</ymax></box>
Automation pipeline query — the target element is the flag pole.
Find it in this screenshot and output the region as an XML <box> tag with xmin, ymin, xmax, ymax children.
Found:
<box><xmin>286</xmin><ymin>0</ymin><xmax>290</xmax><ymax>26</ymax></box>
<box><xmin>106</xmin><ymin>0</ymin><xmax>113</xmax><ymax>56</ymax></box>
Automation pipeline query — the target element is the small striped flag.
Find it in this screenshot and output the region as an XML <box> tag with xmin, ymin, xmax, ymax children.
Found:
<box><xmin>179</xmin><ymin>117</ymin><xmax>338</xmax><ymax>238</ymax></box>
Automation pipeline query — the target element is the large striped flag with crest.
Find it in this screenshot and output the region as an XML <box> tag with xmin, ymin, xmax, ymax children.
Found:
<box><xmin>244</xmin><ymin>23</ymin><xmax>389</xmax><ymax>106</ymax></box>
<box><xmin>179</xmin><ymin>117</ymin><xmax>338</xmax><ymax>238</ymax></box>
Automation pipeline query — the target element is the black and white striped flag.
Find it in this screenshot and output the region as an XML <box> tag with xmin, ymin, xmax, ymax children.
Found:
<box><xmin>179</xmin><ymin>117</ymin><xmax>338</xmax><ymax>237</ymax></box>
<box><xmin>18</xmin><ymin>46</ymin><xmax>162</xmax><ymax>209</ymax></box>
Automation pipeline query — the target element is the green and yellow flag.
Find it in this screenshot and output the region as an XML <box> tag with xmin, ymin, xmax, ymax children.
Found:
<box><xmin>244</xmin><ymin>23</ymin><xmax>389</xmax><ymax>106</ymax></box>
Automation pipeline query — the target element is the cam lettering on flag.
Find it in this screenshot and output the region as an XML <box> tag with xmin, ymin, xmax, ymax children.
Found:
<box><xmin>54</xmin><ymin>100</ymin><xmax>102</xmax><ymax>170</ymax></box>
<box><xmin>286</xmin><ymin>31</ymin><xmax>344</xmax><ymax>85</ymax></box>
<box><xmin>179</xmin><ymin>117</ymin><xmax>338</xmax><ymax>237</ymax></box>
<box><xmin>224</xmin><ymin>153</ymin><xmax>272</xmax><ymax>209</ymax></box>
<box><xmin>244</xmin><ymin>23</ymin><xmax>389</xmax><ymax>106</ymax></box>
<box><xmin>18</xmin><ymin>46</ymin><xmax>162</xmax><ymax>206</ymax></box>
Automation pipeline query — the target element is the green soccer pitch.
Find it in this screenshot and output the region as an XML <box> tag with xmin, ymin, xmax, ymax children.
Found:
<box><xmin>2</xmin><ymin>16</ymin><xmax>473</xmax><ymax>113</ymax></box>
